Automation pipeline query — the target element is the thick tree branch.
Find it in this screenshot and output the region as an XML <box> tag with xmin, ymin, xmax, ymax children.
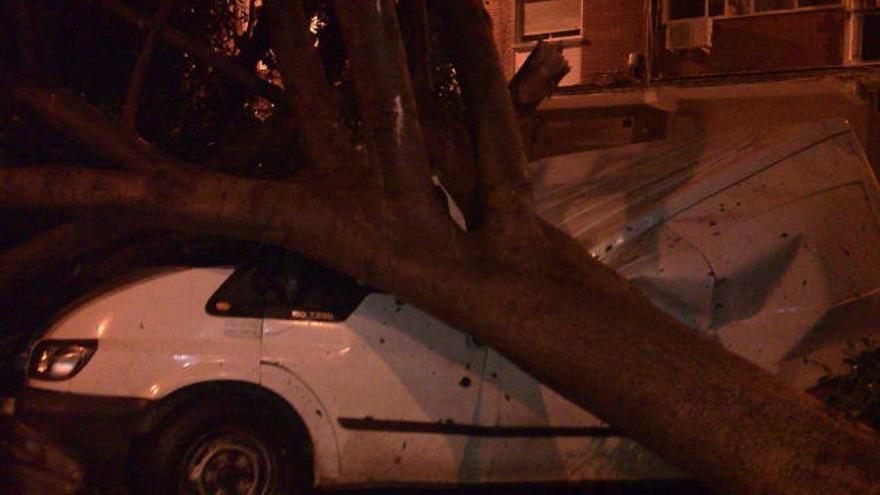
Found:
<box><xmin>263</xmin><ymin>0</ymin><xmax>356</xmax><ymax>174</ymax></box>
<box><xmin>3</xmin><ymin>83</ymin><xmax>190</xmax><ymax>320</ymax></box>
<box><xmin>400</xmin><ymin>0</ymin><xmax>480</xmax><ymax>228</ymax></box>
<box><xmin>86</xmin><ymin>0</ymin><xmax>286</xmax><ymax>106</ymax></box>
<box><xmin>435</xmin><ymin>0</ymin><xmax>538</xmax><ymax>236</ymax></box>
<box><xmin>0</xmin><ymin>166</ymin><xmax>350</xmax><ymax>256</ymax></box>
<box><xmin>11</xmin><ymin>86</ymin><xmax>200</xmax><ymax>174</ymax></box>
<box><xmin>0</xmin><ymin>167</ymin><xmax>156</xmax><ymax>213</ymax></box>
<box><xmin>121</xmin><ymin>0</ymin><xmax>175</xmax><ymax>130</ymax></box>
<box><xmin>2</xmin><ymin>83</ymin><xmax>207</xmax><ymax>317</ymax></box>
<box><xmin>334</xmin><ymin>0</ymin><xmax>441</xmax><ymax>222</ymax></box>
<box><xmin>0</xmin><ymin>165</ymin><xmax>426</xmax><ymax>304</ymax></box>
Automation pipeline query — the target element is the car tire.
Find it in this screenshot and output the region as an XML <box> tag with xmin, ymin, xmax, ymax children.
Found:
<box><xmin>131</xmin><ymin>399</ymin><xmax>310</xmax><ymax>495</ymax></box>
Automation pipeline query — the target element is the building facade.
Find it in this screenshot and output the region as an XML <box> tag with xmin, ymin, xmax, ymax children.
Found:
<box><xmin>485</xmin><ymin>0</ymin><xmax>880</xmax><ymax>165</ymax></box>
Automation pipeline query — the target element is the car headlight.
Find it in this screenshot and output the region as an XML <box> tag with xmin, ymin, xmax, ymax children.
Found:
<box><xmin>28</xmin><ymin>340</ymin><xmax>98</xmax><ymax>381</ymax></box>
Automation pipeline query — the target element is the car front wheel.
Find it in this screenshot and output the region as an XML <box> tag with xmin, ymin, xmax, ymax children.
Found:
<box><xmin>133</xmin><ymin>399</ymin><xmax>309</xmax><ymax>495</ymax></box>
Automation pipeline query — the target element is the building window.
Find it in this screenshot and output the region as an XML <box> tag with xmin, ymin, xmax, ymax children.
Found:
<box><xmin>517</xmin><ymin>0</ymin><xmax>582</xmax><ymax>42</ymax></box>
<box><xmin>670</xmin><ymin>0</ymin><xmax>724</xmax><ymax>19</ymax></box>
<box><xmin>754</xmin><ymin>0</ymin><xmax>795</xmax><ymax>11</ymax></box>
<box><xmin>666</xmin><ymin>0</ymin><xmax>840</xmax><ymax>20</ymax></box>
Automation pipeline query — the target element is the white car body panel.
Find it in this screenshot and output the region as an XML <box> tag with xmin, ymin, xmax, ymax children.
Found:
<box><xmin>37</xmin><ymin>268</ymin><xmax>261</xmax><ymax>398</ymax></box>
<box><xmin>28</xmin><ymin>120</ymin><xmax>880</xmax><ymax>487</ymax></box>
<box><xmin>259</xmin><ymin>363</ymin><xmax>342</xmax><ymax>483</ymax></box>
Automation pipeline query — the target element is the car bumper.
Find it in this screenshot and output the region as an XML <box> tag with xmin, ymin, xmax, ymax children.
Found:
<box><xmin>14</xmin><ymin>387</ymin><xmax>152</xmax><ymax>486</ymax></box>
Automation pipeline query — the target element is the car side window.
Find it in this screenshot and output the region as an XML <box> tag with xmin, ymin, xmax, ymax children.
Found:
<box><xmin>206</xmin><ymin>249</ymin><xmax>370</xmax><ymax>321</ymax></box>
<box><xmin>276</xmin><ymin>260</ymin><xmax>370</xmax><ymax>321</ymax></box>
<box><xmin>205</xmin><ymin>248</ymin><xmax>284</xmax><ymax>318</ymax></box>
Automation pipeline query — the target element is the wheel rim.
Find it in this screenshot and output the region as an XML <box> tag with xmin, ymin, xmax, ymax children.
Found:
<box><xmin>181</xmin><ymin>429</ymin><xmax>274</xmax><ymax>495</ymax></box>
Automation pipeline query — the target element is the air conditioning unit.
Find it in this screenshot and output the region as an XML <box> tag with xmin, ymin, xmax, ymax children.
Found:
<box><xmin>665</xmin><ymin>18</ymin><xmax>713</xmax><ymax>51</ymax></box>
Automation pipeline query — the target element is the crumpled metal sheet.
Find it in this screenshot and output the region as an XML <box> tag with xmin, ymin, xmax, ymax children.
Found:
<box><xmin>532</xmin><ymin>119</ymin><xmax>880</xmax><ymax>384</ymax></box>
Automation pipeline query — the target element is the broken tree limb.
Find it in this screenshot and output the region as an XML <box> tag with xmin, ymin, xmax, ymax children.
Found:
<box><xmin>508</xmin><ymin>40</ymin><xmax>569</xmax><ymax>160</ymax></box>
<box><xmin>509</xmin><ymin>40</ymin><xmax>570</xmax><ymax>115</ymax></box>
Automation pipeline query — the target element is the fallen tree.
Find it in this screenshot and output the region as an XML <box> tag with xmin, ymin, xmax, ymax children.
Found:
<box><xmin>2</xmin><ymin>1</ymin><xmax>880</xmax><ymax>493</ymax></box>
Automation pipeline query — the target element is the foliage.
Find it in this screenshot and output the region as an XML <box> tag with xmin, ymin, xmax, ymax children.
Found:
<box><xmin>133</xmin><ymin>0</ymin><xmax>269</xmax><ymax>159</ymax></box>
<box><xmin>810</xmin><ymin>339</ymin><xmax>880</xmax><ymax>429</ymax></box>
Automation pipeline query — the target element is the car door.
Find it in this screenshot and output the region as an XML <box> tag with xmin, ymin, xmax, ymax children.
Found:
<box><xmin>480</xmin><ymin>349</ymin><xmax>680</xmax><ymax>482</ymax></box>
<box><xmin>258</xmin><ymin>252</ymin><xmax>493</xmax><ymax>484</ymax></box>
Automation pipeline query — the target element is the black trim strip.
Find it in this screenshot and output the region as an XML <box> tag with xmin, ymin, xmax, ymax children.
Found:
<box><xmin>338</xmin><ymin>417</ymin><xmax>619</xmax><ymax>437</ymax></box>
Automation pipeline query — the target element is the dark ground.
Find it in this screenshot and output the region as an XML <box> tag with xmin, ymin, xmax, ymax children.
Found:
<box><xmin>321</xmin><ymin>482</ymin><xmax>712</xmax><ymax>494</ymax></box>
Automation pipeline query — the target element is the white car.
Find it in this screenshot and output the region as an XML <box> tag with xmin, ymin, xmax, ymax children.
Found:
<box><xmin>16</xmin><ymin>120</ymin><xmax>880</xmax><ymax>494</ymax></box>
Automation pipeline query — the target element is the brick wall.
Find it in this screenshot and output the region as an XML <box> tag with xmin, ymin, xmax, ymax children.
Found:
<box><xmin>580</xmin><ymin>0</ymin><xmax>647</xmax><ymax>83</ymax></box>
<box><xmin>484</xmin><ymin>1</ymin><xmax>647</xmax><ymax>84</ymax></box>
<box><xmin>483</xmin><ymin>0</ymin><xmax>517</xmax><ymax>79</ymax></box>
<box><xmin>657</xmin><ymin>9</ymin><xmax>845</xmax><ymax>78</ymax></box>
<box><xmin>485</xmin><ymin>2</ymin><xmax>846</xmax><ymax>82</ymax></box>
